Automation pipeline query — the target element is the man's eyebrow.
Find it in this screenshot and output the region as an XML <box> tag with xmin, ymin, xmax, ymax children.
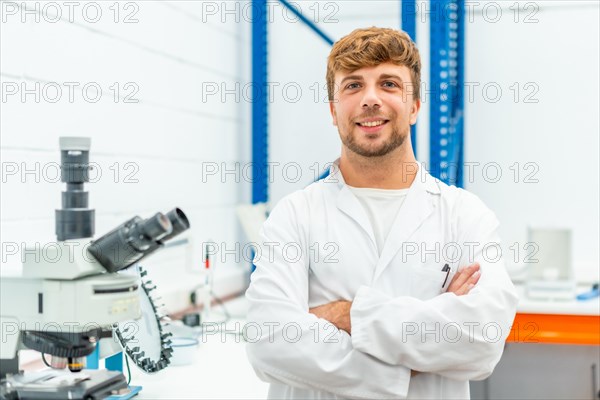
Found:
<box><xmin>380</xmin><ymin>74</ymin><xmax>404</xmax><ymax>83</ymax></box>
<box><xmin>340</xmin><ymin>75</ymin><xmax>363</xmax><ymax>85</ymax></box>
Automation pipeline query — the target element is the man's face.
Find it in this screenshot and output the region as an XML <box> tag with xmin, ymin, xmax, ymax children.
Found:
<box><xmin>330</xmin><ymin>62</ymin><xmax>420</xmax><ymax>158</ymax></box>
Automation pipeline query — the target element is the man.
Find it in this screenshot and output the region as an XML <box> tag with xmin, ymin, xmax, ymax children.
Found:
<box><xmin>246</xmin><ymin>27</ymin><xmax>518</xmax><ymax>399</ymax></box>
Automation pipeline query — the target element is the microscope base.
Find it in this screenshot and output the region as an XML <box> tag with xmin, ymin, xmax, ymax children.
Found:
<box><xmin>1</xmin><ymin>369</ymin><xmax>129</xmax><ymax>399</ymax></box>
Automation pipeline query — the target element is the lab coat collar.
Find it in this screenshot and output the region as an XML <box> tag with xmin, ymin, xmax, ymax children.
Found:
<box><xmin>328</xmin><ymin>158</ymin><xmax>441</xmax><ymax>281</ymax></box>
<box><xmin>327</xmin><ymin>158</ymin><xmax>440</xmax><ymax>195</ymax></box>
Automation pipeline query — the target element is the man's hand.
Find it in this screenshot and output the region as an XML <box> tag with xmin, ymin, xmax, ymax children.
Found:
<box><xmin>309</xmin><ymin>300</ymin><xmax>352</xmax><ymax>334</ymax></box>
<box><xmin>447</xmin><ymin>262</ymin><xmax>481</xmax><ymax>295</ymax></box>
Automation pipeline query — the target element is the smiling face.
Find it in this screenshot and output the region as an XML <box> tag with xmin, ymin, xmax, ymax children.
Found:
<box><xmin>330</xmin><ymin>62</ymin><xmax>420</xmax><ymax>158</ymax></box>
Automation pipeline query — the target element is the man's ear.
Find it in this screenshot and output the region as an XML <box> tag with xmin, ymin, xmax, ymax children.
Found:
<box><xmin>409</xmin><ymin>99</ymin><xmax>421</xmax><ymax>125</ymax></box>
<box><xmin>329</xmin><ymin>101</ymin><xmax>338</xmax><ymax>126</ymax></box>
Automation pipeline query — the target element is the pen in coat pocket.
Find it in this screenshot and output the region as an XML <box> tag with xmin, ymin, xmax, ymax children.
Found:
<box><xmin>441</xmin><ymin>263</ymin><xmax>450</xmax><ymax>288</ymax></box>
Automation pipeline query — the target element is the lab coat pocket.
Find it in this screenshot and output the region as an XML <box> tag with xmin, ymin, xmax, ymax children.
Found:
<box><xmin>408</xmin><ymin>265</ymin><xmax>449</xmax><ymax>300</ymax></box>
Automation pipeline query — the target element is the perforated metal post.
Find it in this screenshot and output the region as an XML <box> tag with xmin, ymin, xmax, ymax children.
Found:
<box><xmin>402</xmin><ymin>0</ymin><xmax>418</xmax><ymax>155</ymax></box>
<box><xmin>252</xmin><ymin>0</ymin><xmax>269</xmax><ymax>204</ymax></box>
<box><xmin>430</xmin><ymin>0</ymin><xmax>465</xmax><ymax>187</ymax></box>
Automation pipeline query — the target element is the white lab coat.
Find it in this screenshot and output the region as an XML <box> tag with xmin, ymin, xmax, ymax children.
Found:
<box><xmin>245</xmin><ymin>160</ymin><xmax>518</xmax><ymax>400</ymax></box>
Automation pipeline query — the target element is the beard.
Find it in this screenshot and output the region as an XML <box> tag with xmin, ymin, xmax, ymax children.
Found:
<box><xmin>339</xmin><ymin>110</ymin><xmax>409</xmax><ymax>158</ymax></box>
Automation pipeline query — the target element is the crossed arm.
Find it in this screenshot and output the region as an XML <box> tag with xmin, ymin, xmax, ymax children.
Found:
<box><xmin>309</xmin><ymin>263</ymin><xmax>482</xmax><ymax>334</ymax></box>
<box><xmin>309</xmin><ymin>263</ymin><xmax>482</xmax><ymax>376</ymax></box>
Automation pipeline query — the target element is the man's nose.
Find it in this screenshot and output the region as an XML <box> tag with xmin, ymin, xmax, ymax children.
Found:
<box><xmin>361</xmin><ymin>86</ymin><xmax>382</xmax><ymax>108</ymax></box>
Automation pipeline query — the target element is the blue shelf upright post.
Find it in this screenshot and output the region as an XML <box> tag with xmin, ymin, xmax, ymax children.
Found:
<box><xmin>455</xmin><ymin>0</ymin><xmax>465</xmax><ymax>187</ymax></box>
<box><xmin>402</xmin><ymin>0</ymin><xmax>418</xmax><ymax>156</ymax></box>
<box><xmin>252</xmin><ymin>0</ymin><xmax>269</xmax><ymax>205</ymax></box>
<box><xmin>430</xmin><ymin>0</ymin><xmax>465</xmax><ymax>187</ymax></box>
<box><xmin>251</xmin><ymin>0</ymin><xmax>269</xmax><ymax>273</ymax></box>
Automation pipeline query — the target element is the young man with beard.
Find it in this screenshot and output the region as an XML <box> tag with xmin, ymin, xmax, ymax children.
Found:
<box><xmin>246</xmin><ymin>27</ymin><xmax>518</xmax><ymax>399</ymax></box>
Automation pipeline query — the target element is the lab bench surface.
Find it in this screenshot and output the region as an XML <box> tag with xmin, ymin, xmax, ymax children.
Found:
<box><xmin>508</xmin><ymin>284</ymin><xmax>600</xmax><ymax>345</ymax></box>
<box><xmin>130</xmin><ymin>297</ymin><xmax>269</xmax><ymax>399</ymax></box>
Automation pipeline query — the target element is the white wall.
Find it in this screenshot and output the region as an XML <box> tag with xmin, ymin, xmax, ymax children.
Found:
<box><xmin>463</xmin><ymin>1</ymin><xmax>599</xmax><ymax>282</ymax></box>
<box><xmin>0</xmin><ymin>1</ymin><xmax>252</xmax><ymax>311</ymax></box>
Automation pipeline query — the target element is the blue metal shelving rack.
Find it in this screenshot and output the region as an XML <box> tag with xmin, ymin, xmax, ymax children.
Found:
<box><xmin>252</xmin><ymin>0</ymin><xmax>466</xmax><ymax>196</ymax></box>
<box><xmin>429</xmin><ymin>0</ymin><xmax>465</xmax><ymax>187</ymax></box>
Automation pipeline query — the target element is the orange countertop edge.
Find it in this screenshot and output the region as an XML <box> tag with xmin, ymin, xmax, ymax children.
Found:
<box><xmin>507</xmin><ymin>313</ymin><xmax>600</xmax><ymax>345</ymax></box>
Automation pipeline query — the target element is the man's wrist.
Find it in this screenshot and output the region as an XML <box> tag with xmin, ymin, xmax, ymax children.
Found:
<box><xmin>334</xmin><ymin>301</ymin><xmax>352</xmax><ymax>334</ymax></box>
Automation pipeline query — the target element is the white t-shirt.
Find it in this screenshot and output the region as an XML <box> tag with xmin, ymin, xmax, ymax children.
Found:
<box><xmin>347</xmin><ymin>186</ymin><xmax>410</xmax><ymax>255</ymax></box>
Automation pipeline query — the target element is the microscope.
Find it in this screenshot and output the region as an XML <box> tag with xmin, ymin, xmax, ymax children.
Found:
<box><xmin>0</xmin><ymin>137</ymin><xmax>189</xmax><ymax>399</ymax></box>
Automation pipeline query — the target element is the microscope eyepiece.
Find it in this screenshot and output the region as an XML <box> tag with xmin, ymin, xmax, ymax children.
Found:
<box><xmin>55</xmin><ymin>137</ymin><xmax>95</xmax><ymax>241</ymax></box>
<box><xmin>88</xmin><ymin>208</ymin><xmax>190</xmax><ymax>273</ymax></box>
<box><xmin>139</xmin><ymin>213</ymin><xmax>173</xmax><ymax>243</ymax></box>
<box><xmin>161</xmin><ymin>208</ymin><xmax>190</xmax><ymax>242</ymax></box>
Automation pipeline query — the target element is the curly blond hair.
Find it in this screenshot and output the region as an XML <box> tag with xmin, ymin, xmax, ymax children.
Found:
<box><xmin>326</xmin><ymin>27</ymin><xmax>421</xmax><ymax>101</ymax></box>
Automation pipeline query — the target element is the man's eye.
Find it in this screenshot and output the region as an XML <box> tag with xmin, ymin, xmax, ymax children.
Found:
<box><xmin>346</xmin><ymin>83</ymin><xmax>360</xmax><ymax>89</ymax></box>
<box><xmin>382</xmin><ymin>81</ymin><xmax>398</xmax><ymax>88</ymax></box>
